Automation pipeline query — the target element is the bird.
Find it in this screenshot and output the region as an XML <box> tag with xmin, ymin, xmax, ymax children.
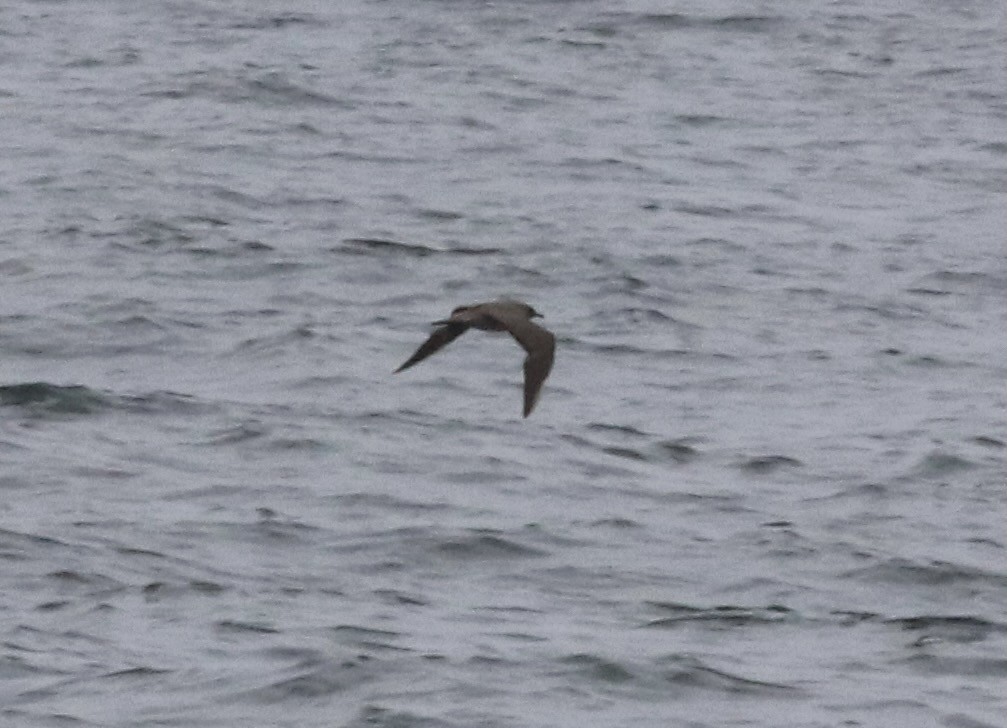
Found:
<box><xmin>395</xmin><ymin>300</ymin><xmax>555</xmax><ymax>417</ymax></box>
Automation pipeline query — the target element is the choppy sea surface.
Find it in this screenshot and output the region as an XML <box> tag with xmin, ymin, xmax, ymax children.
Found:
<box><xmin>2</xmin><ymin>1</ymin><xmax>1005</xmax><ymax>726</ymax></box>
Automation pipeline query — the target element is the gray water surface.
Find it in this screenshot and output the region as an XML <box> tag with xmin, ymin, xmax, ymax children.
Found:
<box><xmin>2</xmin><ymin>1</ymin><xmax>1005</xmax><ymax>726</ymax></box>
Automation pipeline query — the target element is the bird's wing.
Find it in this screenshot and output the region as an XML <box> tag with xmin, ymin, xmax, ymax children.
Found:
<box><xmin>522</xmin><ymin>337</ymin><xmax>554</xmax><ymax>417</ymax></box>
<box><xmin>487</xmin><ymin>311</ymin><xmax>555</xmax><ymax>417</ymax></box>
<box><xmin>394</xmin><ymin>323</ymin><xmax>468</xmax><ymax>373</ymax></box>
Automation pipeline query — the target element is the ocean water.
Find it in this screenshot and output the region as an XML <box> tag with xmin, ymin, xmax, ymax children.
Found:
<box><xmin>1</xmin><ymin>1</ymin><xmax>1005</xmax><ymax>726</ymax></box>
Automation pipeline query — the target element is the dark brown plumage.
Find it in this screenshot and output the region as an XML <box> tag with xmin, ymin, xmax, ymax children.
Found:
<box><xmin>395</xmin><ymin>300</ymin><xmax>556</xmax><ymax>417</ymax></box>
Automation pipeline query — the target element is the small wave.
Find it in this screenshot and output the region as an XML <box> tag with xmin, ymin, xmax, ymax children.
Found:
<box><xmin>639</xmin><ymin>252</ymin><xmax>683</xmax><ymax>267</ymax></box>
<box><xmin>332</xmin><ymin>492</ymin><xmax>453</xmax><ymax>513</ymax></box>
<box><xmin>834</xmin><ymin>299</ymin><xmax>930</xmax><ymax>322</ymax></box>
<box><xmin>905</xmin><ymin>286</ymin><xmax>953</xmax><ymax>297</ymax></box>
<box><xmin>563</xmin><ymin>431</ymin><xmax>701</xmax><ymax>465</ymax></box>
<box><xmin>582</xmin><ymin>342</ymin><xmax>689</xmax><ymax>359</ymax></box>
<box><xmin>674</xmin><ymin>114</ymin><xmax>727</xmax><ymax>127</ymax></box>
<box><xmin>830</xmin><ymin>609</ymin><xmax>880</xmax><ymax>625</ymax></box>
<box><xmin>815</xmin><ymin>482</ymin><xmax>890</xmax><ymax>502</ymax></box>
<box><xmin>905</xmin><ymin>354</ymin><xmax>953</xmax><ymax>367</ymax></box>
<box><xmin>738</xmin><ymin>455</ymin><xmax>803</xmax><ymax>473</ymax></box>
<box><xmin>141</xmin><ymin>579</ymin><xmax>229</xmax><ymax>601</ymax></box>
<box><xmin>242</xmin><ymin>73</ymin><xmax>354</xmax><ymax>109</ymax></box>
<box><xmin>372</xmin><ymin>589</ymin><xmax>429</xmax><ymax>607</ymax></box>
<box><xmin>0</xmin><ymin>382</ymin><xmax>108</xmax><ymax>416</ymax></box>
<box><xmin>142</xmin><ymin>71</ymin><xmax>354</xmax><ymax>110</ymax></box>
<box><xmin>644</xmin><ymin>602</ymin><xmax>796</xmax><ymax>629</ymax></box>
<box><xmin>229</xmin><ymin>325</ymin><xmax>319</xmax><ymax>356</ymax></box>
<box><xmin>117</xmin><ymin>390</ymin><xmax>213</xmax><ymax>416</ymax></box>
<box><xmin>602</xmin><ymin>445</ymin><xmax>647</xmax><ymax>461</ymax></box>
<box><xmin>884</xmin><ymin>615</ymin><xmax>1007</xmax><ymax>643</ymax></box>
<box><xmin>559</xmin><ymin>37</ymin><xmax>608</xmax><ymax>50</ymax></box>
<box><xmin>46</xmin><ymin>568</ymin><xmax>127</xmax><ymax>599</ymax></box>
<box><xmin>414</xmin><ymin>208</ymin><xmax>464</xmax><ymax>221</ymax></box>
<box><xmin>339</xmin><ymin>237</ymin><xmax>501</xmax><ymax>257</ymax></box>
<box><xmin>588</xmin><ymin>517</ymin><xmax>641</xmax><ymax>529</ymax></box>
<box><xmin>216</xmin><ymin>620</ymin><xmax>280</xmax><ymax>635</ymax></box>
<box><xmin>251</xmin><ymin>514</ymin><xmax>323</xmax><ymax>545</ymax></box>
<box><xmin>844</xmin><ymin>557</ymin><xmax>1007</xmax><ymax>588</ymax></box>
<box><xmin>559</xmin><ymin>653</ymin><xmax>635</xmax><ymax>684</ymax></box>
<box><xmin>584</xmin><ymin>343</ymin><xmax>648</xmax><ymax>356</ymax></box>
<box><xmin>115</xmin><ymin>216</ymin><xmax>196</xmax><ymax>248</ymax></box>
<box><xmin>909</xmin><ymin>270</ymin><xmax>1005</xmax><ymax>296</ymax></box>
<box><xmin>230</xmin><ymin>13</ymin><xmax>319</xmax><ymax>30</ymax></box>
<box><xmin>907</xmin><ymin>450</ymin><xmax>979</xmax><ymax>478</ymax></box>
<box><xmin>943</xmin><ymin>714</ymin><xmax>1002</xmax><ymax>728</ymax></box>
<box><xmin>346</xmin><ymin>706</ymin><xmax>459</xmax><ymax>728</ymax></box>
<box><xmin>202</xmin><ymin>423</ymin><xmax>268</xmax><ymax>446</ymax></box>
<box><xmin>620</xmin><ymin>12</ymin><xmax>783</xmax><ymax>33</ymax></box>
<box><xmin>673</xmin><ymin>202</ymin><xmax>737</xmax><ymax>218</ymax></box>
<box><xmin>658</xmin><ymin>654</ymin><xmax>799</xmax><ymax>694</ymax></box>
<box><xmin>434</xmin><ymin>532</ymin><xmax>547</xmax><ymax>560</ymax></box>
<box><xmin>587</xmin><ymin>422</ymin><xmax>650</xmax><ymax>437</ymax></box>
<box><xmin>243</xmin><ymin>655</ymin><xmax>383</xmax><ymax>703</ymax></box>
<box><xmin>330</xmin><ymin>624</ymin><xmax>404</xmax><ymax>649</ymax></box>
<box><xmin>898</xmin><ymin>653</ymin><xmax>1007</xmax><ymax>678</ymax></box>
<box><xmin>656</xmin><ymin>439</ymin><xmax>701</xmax><ymax>464</ymax></box>
<box><xmin>594</xmin><ymin>307</ymin><xmax>678</xmax><ymax>325</ymax></box>
<box><xmin>264</xmin><ymin>436</ymin><xmax>329</xmax><ymax>452</ymax></box>
<box><xmin>104</xmin><ymin>667</ymin><xmax>174</xmax><ymax>683</ymax></box>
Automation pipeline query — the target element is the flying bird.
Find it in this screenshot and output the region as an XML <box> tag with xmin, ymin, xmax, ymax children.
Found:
<box><xmin>395</xmin><ymin>300</ymin><xmax>555</xmax><ymax>417</ymax></box>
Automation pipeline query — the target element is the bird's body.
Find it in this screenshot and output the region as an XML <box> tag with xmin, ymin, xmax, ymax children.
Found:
<box><xmin>395</xmin><ymin>300</ymin><xmax>555</xmax><ymax>417</ymax></box>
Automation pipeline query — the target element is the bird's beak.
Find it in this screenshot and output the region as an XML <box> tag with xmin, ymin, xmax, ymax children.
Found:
<box><xmin>532</xmin><ymin>311</ymin><xmax>543</xmax><ymax>318</ymax></box>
